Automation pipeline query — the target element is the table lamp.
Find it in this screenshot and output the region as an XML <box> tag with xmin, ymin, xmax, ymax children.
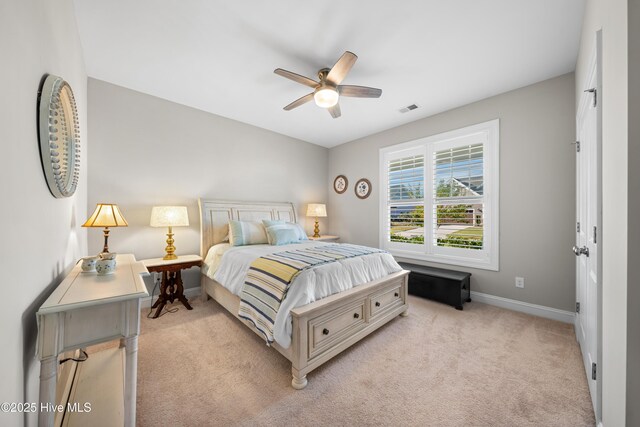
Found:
<box><xmin>306</xmin><ymin>203</ymin><xmax>327</xmax><ymax>238</ymax></box>
<box><xmin>150</xmin><ymin>206</ymin><xmax>189</xmax><ymax>260</ymax></box>
<box><xmin>83</xmin><ymin>203</ymin><xmax>129</xmax><ymax>253</ymax></box>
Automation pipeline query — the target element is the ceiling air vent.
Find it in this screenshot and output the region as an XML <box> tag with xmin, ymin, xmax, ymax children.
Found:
<box><xmin>399</xmin><ymin>104</ymin><xmax>419</xmax><ymax>113</ymax></box>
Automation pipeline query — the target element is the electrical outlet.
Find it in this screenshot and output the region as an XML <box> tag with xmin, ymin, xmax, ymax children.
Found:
<box><xmin>515</xmin><ymin>277</ymin><xmax>525</xmax><ymax>289</ymax></box>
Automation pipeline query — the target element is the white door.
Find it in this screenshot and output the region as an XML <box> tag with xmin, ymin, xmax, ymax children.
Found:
<box><xmin>575</xmin><ymin>45</ymin><xmax>600</xmax><ymax>416</ymax></box>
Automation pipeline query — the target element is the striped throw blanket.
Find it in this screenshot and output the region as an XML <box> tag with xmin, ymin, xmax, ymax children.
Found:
<box><xmin>238</xmin><ymin>244</ymin><xmax>385</xmax><ymax>344</ymax></box>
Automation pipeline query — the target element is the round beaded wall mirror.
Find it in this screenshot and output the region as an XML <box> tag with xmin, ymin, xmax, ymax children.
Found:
<box><xmin>38</xmin><ymin>74</ymin><xmax>80</xmax><ymax>198</ymax></box>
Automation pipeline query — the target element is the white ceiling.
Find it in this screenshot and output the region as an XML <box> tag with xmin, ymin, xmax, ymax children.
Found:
<box><xmin>73</xmin><ymin>0</ymin><xmax>585</xmax><ymax>148</ymax></box>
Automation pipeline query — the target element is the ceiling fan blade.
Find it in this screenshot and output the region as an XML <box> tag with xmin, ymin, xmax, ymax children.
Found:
<box><xmin>338</xmin><ymin>85</ymin><xmax>382</xmax><ymax>98</ymax></box>
<box><xmin>328</xmin><ymin>103</ymin><xmax>341</xmax><ymax>118</ymax></box>
<box><xmin>326</xmin><ymin>51</ymin><xmax>358</xmax><ymax>85</ymax></box>
<box><xmin>283</xmin><ymin>93</ymin><xmax>314</xmax><ymax>111</ymax></box>
<box><xmin>274</xmin><ymin>68</ymin><xmax>318</xmax><ymax>88</ymax></box>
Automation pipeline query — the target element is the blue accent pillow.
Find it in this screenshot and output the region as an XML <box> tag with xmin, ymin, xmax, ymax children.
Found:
<box><xmin>293</xmin><ymin>224</ymin><xmax>309</xmax><ymax>241</ymax></box>
<box><xmin>262</xmin><ymin>220</ymin><xmax>308</xmax><ymax>241</ymax></box>
<box><xmin>265</xmin><ymin>225</ymin><xmax>300</xmax><ymax>245</ymax></box>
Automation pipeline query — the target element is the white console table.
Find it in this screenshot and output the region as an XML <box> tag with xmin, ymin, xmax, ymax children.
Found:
<box><xmin>36</xmin><ymin>254</ymin><xmax>149</xmax><ymax>427</ymax></box>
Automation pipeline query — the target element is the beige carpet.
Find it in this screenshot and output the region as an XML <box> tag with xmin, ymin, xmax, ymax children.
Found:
<box><xmin>136</xmin><ymin>296</ymin><xmax>595</xmax><ymax>426</ymax></box>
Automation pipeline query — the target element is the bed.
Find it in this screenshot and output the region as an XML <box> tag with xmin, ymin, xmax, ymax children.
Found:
<box><xmin>199</xmin><ymin>199</ymin><xmax>409</xmax><ymax>389</ymax></box>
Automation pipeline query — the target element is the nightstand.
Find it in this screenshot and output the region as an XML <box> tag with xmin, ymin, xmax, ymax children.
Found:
<box><xmin>142</xmin><ymin>254</ymin><xmax>202</xmax><ymax>318</ymax></box>
<box><xmin>308</xmin><ymin>235</ymin><xmax>340</xmax><ymax>242</ymax></box>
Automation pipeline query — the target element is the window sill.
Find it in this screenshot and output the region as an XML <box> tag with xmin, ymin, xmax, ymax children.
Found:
<box><xmin>388</xmin><ymin>249</ymin><xmax>499</xmax><ymax>271</ymax></box>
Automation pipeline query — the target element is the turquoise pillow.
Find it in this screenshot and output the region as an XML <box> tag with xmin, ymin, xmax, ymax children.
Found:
<box><xmin>262</xmin><ymin>219</ymin><xmax>285</xmax><ymax>228</ymax></box>
<box><xmin>293</xmin><ymin>224</ymin><xmax>309</xmax><ymax>241</ymax></box>
<box><xmin>262</xmin><ymin>220</ymin><xmax>308</xmax><ymax>241</ymax></box>
<box><xmin>265</xmin><ymin>225</ymin><xmax>300</xmax><ymax>245</ymax></box>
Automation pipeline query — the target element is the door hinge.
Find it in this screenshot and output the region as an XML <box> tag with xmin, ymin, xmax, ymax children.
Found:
<box><xmin>577</xmin><ymin>222</ymin><xmax>580</xmax><ymax>233</ymax></box>
<box><xmin>574</xmin><ymin>141</ymin><xmax>581</xmax><ymax>152</ymax></box>
<box><xmin>585</xmin><ymin>88</ymin><xmax>597</xmax><ymax>107</ymax></box>
<box><xmin>592</xmin><ymin>362</ymin><xmax>597</xmax><ymax>380</ymax></box>
<box><xmin>576</xmin><ymin>302</ymin><xmax>580</xmax><ymax>313</ymax></box>
<box><xmin>593</xmin><ymin>226</ymin><xmax>597</xmax><ymax>244</ymax></box>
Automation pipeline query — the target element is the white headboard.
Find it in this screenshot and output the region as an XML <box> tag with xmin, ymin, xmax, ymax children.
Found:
<box><xmin>198</xmin><ymin>199</ymin><xmax>297</xmax><ymax>257</ymax></box>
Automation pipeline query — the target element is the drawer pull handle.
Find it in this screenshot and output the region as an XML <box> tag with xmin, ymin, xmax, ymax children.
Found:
<box><xmin>323</xmin><ymin>328</ymin><xmax>329</xmax><ymax>335</ymax></box>
<box><xmin>353</xmin><ymin>313</ymin><xmax>360</xmax><ymax>319</ymax></box>
<box><xmin>394</xmin><ymin>292</ymin><xmax>399</xmax><ymax>297</ymax></box>
<box><xmin>375</xmin><ymin>302</ymin><xmax>381</xmax><ymax>307</ymax></box>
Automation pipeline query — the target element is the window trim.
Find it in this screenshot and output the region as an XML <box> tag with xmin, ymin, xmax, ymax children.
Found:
<box><xmin>379</xmin><ymin>119</ymin><xmax>499</xmax><ymax>271</ymax></box>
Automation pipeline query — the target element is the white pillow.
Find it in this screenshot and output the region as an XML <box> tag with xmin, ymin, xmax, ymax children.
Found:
<box><xmin>228</xmin><ymin>220</ymin><xmax>268</xmax><ymax>246</ymax></box>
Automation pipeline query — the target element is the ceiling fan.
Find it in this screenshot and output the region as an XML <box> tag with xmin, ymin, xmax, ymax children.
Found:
<box><xmin>274</xmin><ymin>51</ymin><xmax>382</xmax><ymax>118</ymax></box>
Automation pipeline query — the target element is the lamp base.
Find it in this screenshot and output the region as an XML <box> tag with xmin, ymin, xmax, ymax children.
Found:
<box><xmin>313</xmin><ymin>219</ymin><xmax>321</xmax><ymax>238</ymax></box>
<box><xmin>163</xmin><ymin>227</ymin><xmax>178</xmax><ymax>260</ymax></box>
<box><xmin>102</xmin><ymin>227</ymin><xmax>110</xmax><ymax>253</ymax></box>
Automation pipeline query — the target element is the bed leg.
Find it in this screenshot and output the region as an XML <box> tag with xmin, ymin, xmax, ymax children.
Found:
<box><xmin>291</xmin><ymin>369</ymin><xmax>308</xmax><ymax>390</ymax></box>
<box><xmin>400</xmin><ymin>309</ymin><xmax>408</xmax><ymax>317</ymax></box>
<box><xmin>200</xmin><ymin>277</ymin><xmax>210</xmax><ymax>302</ymax></box>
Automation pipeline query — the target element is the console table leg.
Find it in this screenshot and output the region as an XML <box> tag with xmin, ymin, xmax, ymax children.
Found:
<box><xmin>123</xmin><ymin>336</ymin><xmax>138</xmax><ymax>427</ymax></box>
<box><xmin>38</xmin><ymin>355</ymin><xmax>57</xmax><ymax>427</ymax></box>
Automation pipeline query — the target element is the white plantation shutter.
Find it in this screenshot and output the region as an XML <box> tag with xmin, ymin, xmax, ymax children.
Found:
<box><xmin>384</xmin><ymin>150</ymin><xmax>425</xmax><ymax>248</ymax></box>
<box><xmin>388</xmin><ymin>155</ymin><xmax>424</xmax><ymax>201</ymax></box>
<box><xmin>434</xmin><ymin>144</ymin><xmax>484</xmax><ymax>197</ymax></box>
<box><xmin>380</xmin><ymin>120</ymin><xmax>499</xmax><ymax>271</ymax></box>
<box><xmin>433</xmin><ymin>143</ymin><xmax>484</xmax><ymax>250</ymax></box>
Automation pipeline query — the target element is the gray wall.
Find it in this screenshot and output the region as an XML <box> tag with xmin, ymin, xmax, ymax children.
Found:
<box><xmin>627</xmin><ymin>0</ymin><xmax>639</xmax><ymax>424</ymax></box>
<box><xmin>328</xmin><ymin>73</ymin><xmax>576</xmax><ymax>312</ymax></box>
<box><xmin>87</xmin><ymin>79</ymin><xmax>329</xmax><ymax>291</ymax></box>
<box><xmin>0</xmin><ymin>0</ymin><xmax>88</xmax><ymax>425</ymax></box>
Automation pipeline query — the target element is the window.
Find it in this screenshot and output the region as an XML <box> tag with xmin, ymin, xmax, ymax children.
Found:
<box><xmin>380</xmin><ymin>120</ymin><xmax>499</xmax><ymax>270</ymax></box>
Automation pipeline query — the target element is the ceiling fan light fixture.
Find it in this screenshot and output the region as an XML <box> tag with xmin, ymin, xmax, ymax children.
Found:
<box><xmin>314</xmin><ymin>87</ymin><xmax>339</xmax><ymax>108</ymax></box>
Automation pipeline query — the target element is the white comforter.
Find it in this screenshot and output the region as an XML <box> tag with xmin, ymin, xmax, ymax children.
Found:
<box><xmin>204</xmin><ymin>242</ymin><xmax>402</xmax><ymax>348</ymax></box>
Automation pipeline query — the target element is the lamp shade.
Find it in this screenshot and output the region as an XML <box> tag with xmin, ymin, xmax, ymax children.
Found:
<box><xmin>150</xmin><ymin>206</ymin><xmax>189</xmax><ymax>227</ymax></box>
<box><xmin>306</xmin><ymin>203</ymin><xmax>327</xmax><ymax>217</ymax></box>
<box><xmin>83</xmin><ymin>204</ymin><xmax>128</xmax><ymax>228</ymax></box>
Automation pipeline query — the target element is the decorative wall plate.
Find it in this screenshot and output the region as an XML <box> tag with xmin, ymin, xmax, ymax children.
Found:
<box><xmin>355</xmin><ymin>178</ymin><xmax>372</xmax><ymax>199</ymax></box>
<box><xmin>333</xmin><ymin>175</ymin><xmax>348</xmax><ymax>194</ymax></box>
<box><xmin>38</xmin><ymin>74</ymin><xmax>80</xmax><ymax>198</ymax></box>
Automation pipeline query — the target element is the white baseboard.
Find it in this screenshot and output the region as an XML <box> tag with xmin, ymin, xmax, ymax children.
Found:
<box><xmin>143</xmin><ymin>287</ymin><xmax>574</xmax><ymax>324</ymax></box>
<box><xmin>140</xmin><ymin>286</ymin><xmax>201</xmax><ymax>310</ymax></box>
<box><xmin>143</xmin><ymin>288</ymin><xmax>575</xmax><ymax>323</ymax></box>
<box><xmin>470</xmin><ymin>291</ymin><xmax>575</xmax><ymax>324</ymax></box>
